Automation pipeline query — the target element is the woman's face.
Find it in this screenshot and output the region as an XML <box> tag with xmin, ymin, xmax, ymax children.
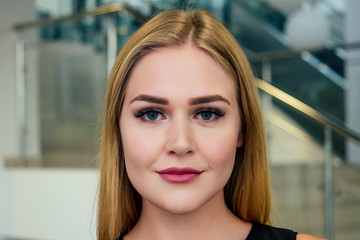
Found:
<box><xmin>120</xmin><ymin>43</ymin><xmax>243</xmax><ymax>215</ymax></box>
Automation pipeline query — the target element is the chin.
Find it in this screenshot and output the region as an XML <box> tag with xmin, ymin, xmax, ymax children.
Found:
<box><xmin>160</xmin><ymin>201</ymin><xmax>202</xmax><ymax>216</ymax></box>
<box><xmin>153</xmin><ymin>192</ymin><xmax>216</xmax><ymax>216</ymax></box>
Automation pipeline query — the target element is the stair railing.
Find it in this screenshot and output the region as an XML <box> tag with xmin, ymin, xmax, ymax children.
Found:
<box><xmin>257</xmin><ymin>78</ymin><xmax>360</xmax><ymax>240</ymax></box>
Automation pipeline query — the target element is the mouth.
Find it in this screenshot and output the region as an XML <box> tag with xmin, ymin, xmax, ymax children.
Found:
<box><xmin>156</xmin><ymin>167</ymin><xmax>203</xmax><ymax>183</ymax></box>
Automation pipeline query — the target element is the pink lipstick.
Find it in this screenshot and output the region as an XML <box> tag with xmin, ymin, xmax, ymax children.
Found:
<box><xmin>156</xmin><ymin>167</ymin><xmax>202</xmax><ymax>183</ymax></box>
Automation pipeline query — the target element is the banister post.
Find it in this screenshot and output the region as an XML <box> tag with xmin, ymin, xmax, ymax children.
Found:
<box><xmin>324</xmin><ymin>126</ymin><xmax>334</xmax><ymax>240</ymax></box>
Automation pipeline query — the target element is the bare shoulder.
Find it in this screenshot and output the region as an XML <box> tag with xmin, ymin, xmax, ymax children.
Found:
<box><xmin>297</xmin><ymin>233</ymin><xmax>327</xmax><ymax>240</ymax></box>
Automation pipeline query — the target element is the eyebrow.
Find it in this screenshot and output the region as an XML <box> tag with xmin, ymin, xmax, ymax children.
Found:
<box><xmin>130</xmin><ymin>95</ymin><xmax>169</xmax><ymax>105</ymax></box>
<box><xmin>130</xmin><ymin>94</ymin><xmax>230</xmax><ymax>106</ymax></box>
<box><xmin>190</xmin><ymin>95</ymin><xmax>231</xmax><ymax>105</ymax></box>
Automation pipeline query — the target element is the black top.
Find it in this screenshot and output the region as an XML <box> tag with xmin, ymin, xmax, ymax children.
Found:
<box><xmin>246</xmin><ymin>222</ymin><xmax>297</xmax><ymax>240</ymax></box>
<box><xmin>118</xmin><ymin>222</ymin><xmax>297</xmax><ymax>240</ymax></box>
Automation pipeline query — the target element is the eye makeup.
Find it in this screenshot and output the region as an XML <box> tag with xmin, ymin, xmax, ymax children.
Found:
<box><xmin>133</xmin><ymin>106</ymin><xmax>226</xmax><ymax>123</ymax></box>
<box><xmin>194</xmin><ymin>108</ymin><xmax>225</xmax><ymax>121</ymax></box>
<box><xmin>134</xmin><ymin>108</ymin><xmax>166</xmax><ymax>122</ymax></box>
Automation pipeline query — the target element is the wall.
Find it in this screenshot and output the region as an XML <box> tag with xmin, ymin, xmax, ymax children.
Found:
<box><xmin>0</xmin><ymin>1</ymin><xmax>98</xmax><ymax>239</ymax></box>
<box><xmin>1</xmin><ymin>169</ymin><xmax>98</xmax><ymax>240</ymax></box>
<box><xmin>0</xmin><ymin>0</ymin><xmax>35</xmax><ymax>235</ymax></box>
<box><xmin>0</xmin><ymin>0</ymin><xmax>28</xmax><ymax>167</ymax></box>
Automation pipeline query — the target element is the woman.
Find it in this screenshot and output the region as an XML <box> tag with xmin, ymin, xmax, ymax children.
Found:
<box><xmin>98</xmin><ymin>9</ymin><xmax>325</xmax><ymax>240</ymax></box>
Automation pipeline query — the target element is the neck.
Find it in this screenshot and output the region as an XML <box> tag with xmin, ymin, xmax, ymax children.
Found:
<box><xmin>125</xmin><ymin>192</ymin><xmax>251</xmax><ymax>240</ymax></box>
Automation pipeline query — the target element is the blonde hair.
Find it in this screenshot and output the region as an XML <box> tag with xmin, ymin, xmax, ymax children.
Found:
<box><xmin>98</xmin><ymin>9</ymin><xmax>271</xmax><ymax>240</ymax></box>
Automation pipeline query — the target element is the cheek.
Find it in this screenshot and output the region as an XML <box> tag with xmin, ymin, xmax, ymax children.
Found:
<box><xmin>123</xmin><ymin>132</ymin><xmax>154</xmax><ymax>164</ymax></box>
<box><xmin>121</xmin><ymin>120</ymin><xmax>165</xmax><ymax>174</ymax></box>
<box><xmin>200</xmin><ymin>130</ymin><xmax>238</xmax><ymax>176</ymax></box>
<box><xmin>121</xmin><ymin>126</ymin><xmax>161</xmax><ymax>194</ymax></box>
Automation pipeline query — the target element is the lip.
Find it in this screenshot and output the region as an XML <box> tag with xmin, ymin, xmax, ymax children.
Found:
<box><xmin>156</xmin><ymin>167</ymin><xmax>203</xmax><ymax>183</ymax></box>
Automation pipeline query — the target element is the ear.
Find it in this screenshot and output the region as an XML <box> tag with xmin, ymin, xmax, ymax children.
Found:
<box><xmin>237</xmin><ymin>132</ymin><xmax>244</xmax><ymax>147</ymax></box>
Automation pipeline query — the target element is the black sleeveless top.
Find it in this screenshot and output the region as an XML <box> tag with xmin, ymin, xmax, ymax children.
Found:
<box><xmin>118</xmin><ymin>222</ymin><xmax>297</xmax><ymax>240</ymax></box>
<box><xmin>246</xmin><ymin>222</ymin><xmax>297</xmax><ymax>240</ymax></box>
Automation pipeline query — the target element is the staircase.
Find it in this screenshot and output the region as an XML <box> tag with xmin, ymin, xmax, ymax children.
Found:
<box><xmin>271</xmin><ymin>164</ymin><xmax>360</xmax><ymax>240</ymax></box>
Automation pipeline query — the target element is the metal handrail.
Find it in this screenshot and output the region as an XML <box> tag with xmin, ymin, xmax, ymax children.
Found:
<box><xmin>256</xmin><ymin>78</ymin><xmax>360</xmax><ymax>143</ymax></box>
<box><xmin>248</xmin><ymin>42</ymin><xmax>360</xmax><ymax>62</ymax></box>
<box><xmin>13</xmin><ymin>3</ymin><xmax>147</xmax><ymax>31</ymax></box>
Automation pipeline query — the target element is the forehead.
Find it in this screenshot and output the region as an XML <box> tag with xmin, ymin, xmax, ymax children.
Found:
<box><xmin>125</xmin><ymin>44</ymin><xmax>237</xmax><ymax>101</ymax></box>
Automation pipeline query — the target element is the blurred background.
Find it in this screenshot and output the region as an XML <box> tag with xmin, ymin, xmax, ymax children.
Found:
<box><xmin>0</xmin><ymin>0</ymin><xmax>360</xmax><ymax>239</ymax></box>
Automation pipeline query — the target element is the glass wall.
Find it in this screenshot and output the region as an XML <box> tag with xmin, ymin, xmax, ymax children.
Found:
<box><xmin>20</xmin><ymin>8</ymin><xmax>140</xmax><ymax>167</ymax></box>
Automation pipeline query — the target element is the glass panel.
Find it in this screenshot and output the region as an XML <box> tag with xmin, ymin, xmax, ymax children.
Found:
<box><xmin>270</xmin><ymin>164</ymin><xmax>325</xmax><ymax>237</ymax></box>
<box><xmin>21</xmin><ymin>8</ymin><xmax>140</xmax><ymax>168</ymax></box>
<box><xmin>262</xmin><ymin>83</ymin><xmax>360</xmax><ymax>239</ymax></box>
<box><xmin>23</xmin><ymin>15</ymin><xmax>108</xmax><ymax>168</ymax></box>
<box><xmin>263</xmin><ymin>91</ymin><xmax>326</xmax><ymax>237</ymax></box>
<box><xmin>252</xmin><ymin>58</ymin><xmax>345</xmax><ymax>121</ymax></box>
<box><xmin>333</xmin><ymin>135</ymin><xmax>360</xmax><ymax>240</ymax></box>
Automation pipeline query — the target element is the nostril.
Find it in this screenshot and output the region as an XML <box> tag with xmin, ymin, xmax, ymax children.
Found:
<box><xmin>168</xmin><ymin>149</ymin><xmax>193</xmax><ymax>156</ymax></box>
<box><xmin>168</xmin><ymin>151</ymin><xmax>176</xmax><ymax>156</ymax></box>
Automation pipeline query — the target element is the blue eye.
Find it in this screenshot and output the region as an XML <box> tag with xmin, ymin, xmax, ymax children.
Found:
<box><xmin>134</xmin><ymin>109</ymin><xmax>164</xmax><ymax>122</ymax></box>
<box><xmin>196</xmin><ymin>109</ymin><xmax>225</xmax><ymax>121</ymax></box>
<box><xmin>145</xmin><ymin>111</ymin><xmax>160</xmax><ymax>121</ymax></box>
<box><xmin>200</xmin><ymin>111</ymin><xmax>214</xmax><ymax>121</ymax></box>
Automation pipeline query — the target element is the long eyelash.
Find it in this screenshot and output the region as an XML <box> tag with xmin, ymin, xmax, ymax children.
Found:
<box><xmin>195</xmin><ymin>108</ymin><xmax>225</xmax><ymax>117</ymax></box>
<box><xmin>134</xmin><ymin>108</ymin><xmax>163</xmax><ymax>118</ymax></box>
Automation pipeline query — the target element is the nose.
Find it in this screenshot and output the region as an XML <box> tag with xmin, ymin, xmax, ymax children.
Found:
<box><xmin>165</xmin><ymin>115</ymin><xmax>195</xmax><ymax>156</ymax></box>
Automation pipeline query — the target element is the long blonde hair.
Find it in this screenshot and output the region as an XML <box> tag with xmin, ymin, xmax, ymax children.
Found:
<box><xmin>98</xmin><ymin>9</ymin><xmax>271</xmax><ymax>240</ymax></box>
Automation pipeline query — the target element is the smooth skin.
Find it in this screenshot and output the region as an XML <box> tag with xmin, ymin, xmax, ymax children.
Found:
<box><xmin>297</xmin><ymin>234</ymin><xmax>326</xmax><ymax>240</ymax></box>
<box><xmin>120</xmin><ymin>42</ymin><xmax>326</xmax><ymax>240</ymax></box>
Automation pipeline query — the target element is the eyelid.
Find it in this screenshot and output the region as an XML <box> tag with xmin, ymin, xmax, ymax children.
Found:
<box><xmin>134</xmin><ymin>108</ymin><xmax>167</xmax><ymax>122</ymax></box>
<box><xmin>134</xmin><ymin>108</ymin><xmax>164</xmax><ymax>118</ymax></box>
<box><xmin>193</xmin><ymin>108</ymin><xmax>225</xmax><ymax>121</ymax></box>
<box><xmin>194</xmin><ymin>108</ymin><xmax>224</xmax><ymax>115</ymax></box>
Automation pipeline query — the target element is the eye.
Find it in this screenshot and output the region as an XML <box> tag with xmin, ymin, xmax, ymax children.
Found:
<box><xmin>145</xmin><ymin>111</ymin><xmax>160</xmax><ymax>121</ymax></box>
<box><xmin>134</xmin><ymin>109</ymin><xmax>165</xmax><ymax>122</ymax></box>
<box><xmin>195</xmin><ymin>109</ymin><xmax>225</xmax><ymax>121</ymax></box>
<box><xmin>199</xmin><ymin>111</ymin><xmax>214</xmax><ymax>121</ymax></box>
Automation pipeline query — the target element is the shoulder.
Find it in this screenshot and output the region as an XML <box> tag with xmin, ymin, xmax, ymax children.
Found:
<box><xmin>297</xmin><ymin>234</ymin><xmax>327</xmax><ymax>240</ymax></box>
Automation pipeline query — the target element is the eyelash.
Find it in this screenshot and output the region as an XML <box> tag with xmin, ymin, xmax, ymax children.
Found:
<box><xmin>134</xmin><ymin>109</ymin><xmax>165</xmax><ymax>122</ymax></box>
<box><xmin>194</xmin><ymin>108</ymin><xmax>225</xmax><ymax>121</ymax></box>
<box><xmin>134</xmin><ymin>108</ymin><xmax>225</xmax><ymax>122</ymax></box>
